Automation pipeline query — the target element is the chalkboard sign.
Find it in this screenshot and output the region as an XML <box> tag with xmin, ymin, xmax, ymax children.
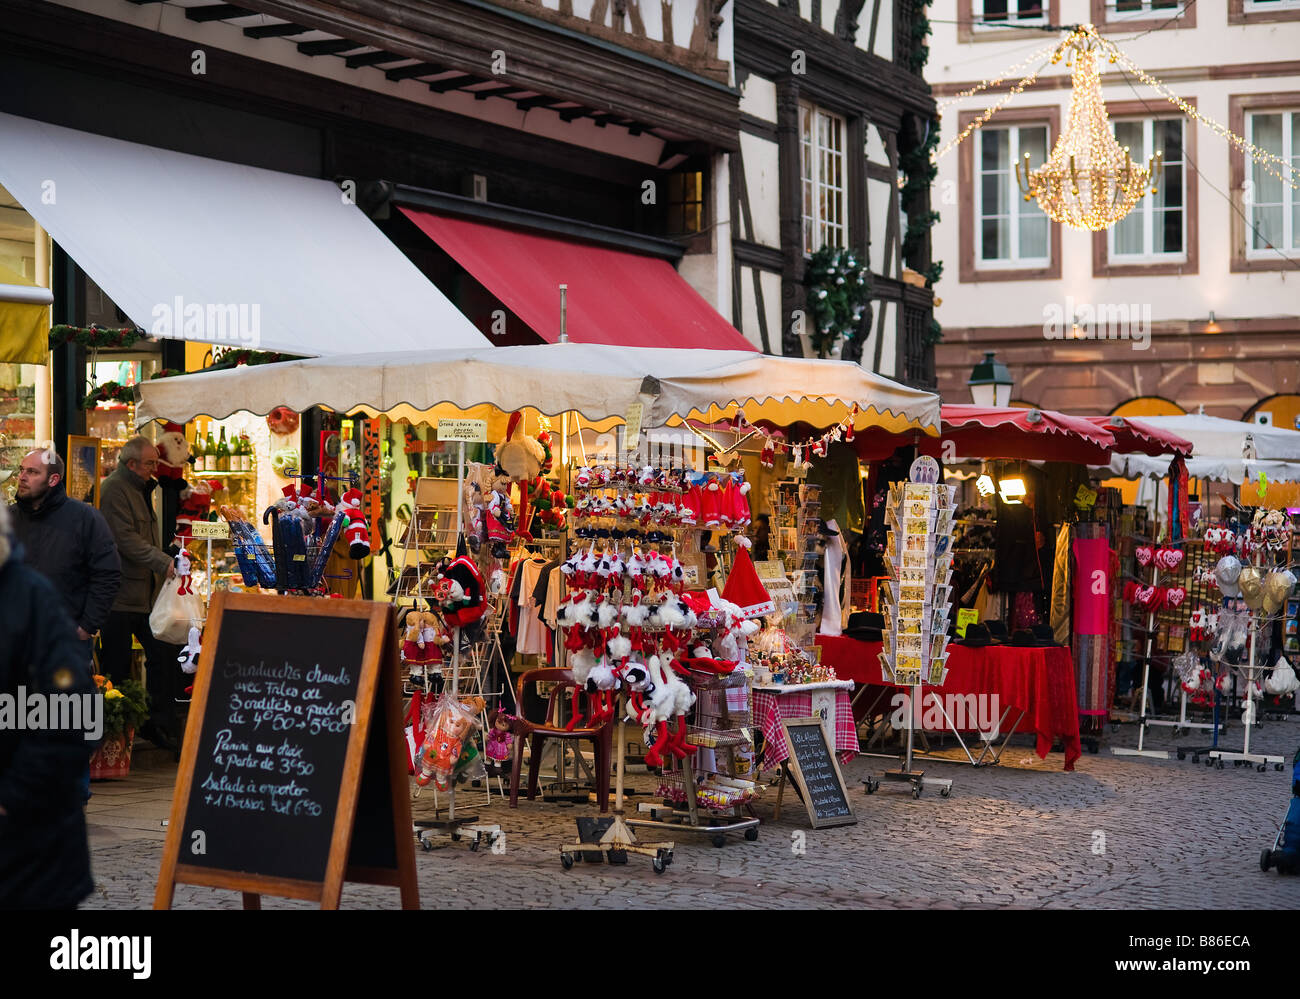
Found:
<box><xmin>155</xmin><ymin>592</ymin><xmax>418</xmax><ymax>909</ymax></box>
<box><xmin>780</xmin><ymin>717</ymin><xmax>856</xmax><ymax>829</ymax></box>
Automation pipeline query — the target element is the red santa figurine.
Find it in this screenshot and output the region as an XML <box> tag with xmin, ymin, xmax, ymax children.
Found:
<box><xmin>339</xmin><ymin>488</ymin><xmax>372</xmax><ymax>560</ymax></box>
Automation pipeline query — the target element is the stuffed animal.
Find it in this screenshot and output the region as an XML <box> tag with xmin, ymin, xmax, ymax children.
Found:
<box><xmin>155</xmin><ymin>422</ymin><xmax>191</xmax><ymax>482</ymax></box>
<box><xmin>174</xmin><ymin>478</ymin><xmax>222</xmax><ymax>544</ymax></box>
<box><xmin>177</xmin><ymin>624</ymin><xmax>202</xmax><ymax>673</ymax></box>
<box><xmin>338</xmin><ymin>487</ymin><xmax>372</xmax><ymax>560</ymax></box>
<box><xmin>485</xmin><ymin>710</ymin><xmax>517</xmax><ymax>770</ymax></box>
<box><xmin>415</xmin><ymin>696</ymin><xmax>480</xmax><ymax>790</ymax></box>
<box><xmin>402</xmin><ymin>609</ymin><xmax>448</xmax><ymax>665</ymax></box>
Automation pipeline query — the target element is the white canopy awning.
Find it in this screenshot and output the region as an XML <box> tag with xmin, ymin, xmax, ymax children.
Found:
<box><xmin>1107</xmin><ymin>453</ymin><xmax>1300</xmax><ymax>485</ymax></box>
<box><xmin>1124</xmin><ymin>413</ymin><xmax>1300</xmax><ymax>462</ymax></box>
<box><xmin>0</xmin><ymin>112</ymin><xmax>488</xmax><ymax>356</ymax></box>
<box><xmin>135</xmin><ymin>342</ymin><xmax>941</xmax><ymax>437</ymax></box>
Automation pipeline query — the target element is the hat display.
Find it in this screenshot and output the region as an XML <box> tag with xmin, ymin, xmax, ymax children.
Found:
<box><xmin>844</xmin><ymin>611</ymin><xmax>884</xmax><ymax>641</ymax></box>
<box><xmin>1238</xmin><ymin>566</ymin><xmax>1264</xmax><ymax>612</ymax></box>
<box><xmin>721</xmin><ymin>546</ymin><xmax>774</xmax><ymax>619</ymax></box>
<box><xmin>1031</xmin><ymin>623</ymin><xmax>1063</xmax><ymax>647</ymax></box>
<box><xmin>1215</xmin><ymin>555</ymin><xmax>1243</xmax><ymax>598</ymax></box>
<box><xmin>1263</xmin><ymin>570</ymin><xmax>1297</xmax><ymax>615</ymax></box>
<box><xmin>1006</xmin><ymin>628</ymin><xmax>1045</xmax><ymax>648</ymax></box>
<box><xmin>955</xmin><ymin>623</ymin><xmax>994</xmax><ymax>647</ymax></box>
<box><xmin>984</xmin><ymin>620</ymin><xmax>1009</xmax><ymax>643</ymax></box>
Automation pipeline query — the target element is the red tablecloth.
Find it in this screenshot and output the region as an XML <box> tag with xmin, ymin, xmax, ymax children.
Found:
<box><xmin>815</xmin><ymin>635</ymin><xmax>1082</xmax><ymax>771</ymax></box>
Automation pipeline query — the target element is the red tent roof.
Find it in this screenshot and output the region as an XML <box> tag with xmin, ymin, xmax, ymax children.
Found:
<box><xmin>1083</xmin><ymin>415</ymin><xmax>1193</xmax><ymax>457</ymax></box>
<box><xmin>927</xmin><ymin>405</ymin><xmax>1119</xmax><ymax>464</ymax></box>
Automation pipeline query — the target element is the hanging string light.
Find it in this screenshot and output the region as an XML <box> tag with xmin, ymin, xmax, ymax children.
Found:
<box><xmin>1017</xmin><ymin>25</ymin><xmax>1156</xmax><ymax>231</ymax></box>
<box><xmin>932</xmin><ymin>57</ymin><xmax>1050</xmax><ymax>165</ymax></box>
<box><xmin>1095</xmin><ymin>34</ymin><xmax>1296</xmax><ymax>190</ymax></box>
<box><xmin>936</xmin><ymin>39</ymin><xmax>1061</xmax><ymax>113</ymax></box>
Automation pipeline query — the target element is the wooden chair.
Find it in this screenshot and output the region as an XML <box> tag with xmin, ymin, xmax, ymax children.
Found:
<box><xmin>510</xmin><ymin>668</ymin><xmax>613</xmax><ymax>812</ymax></box>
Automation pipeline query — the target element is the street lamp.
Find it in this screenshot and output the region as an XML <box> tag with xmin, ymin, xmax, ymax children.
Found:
<box><xmin>967</xmin><ymin>351</ymin><xmax>1013</xmax><ymax>408</ymax></box>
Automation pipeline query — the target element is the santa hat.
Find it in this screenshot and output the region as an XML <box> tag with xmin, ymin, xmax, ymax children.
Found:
<box><xmin>439</xmin><ymin>555</ymin><xmax>486</xmax><ymax>628</ymax></box>
<box><xmin>162</xmin><ymin>421</ymin><xmax>186</xmax><ymax>435</ymax></box>
<box><xmin>721</xmin><ymin>546</ymin><xmax>774</xmax><ymax>619</ymax></box>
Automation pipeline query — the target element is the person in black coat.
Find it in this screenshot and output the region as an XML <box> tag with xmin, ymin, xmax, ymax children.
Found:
<box><xmin>0</xmin><ymin>501</ymin><xmax>100</xmax><ymax>909</ymax></box>
<box><xmin>10</xmin><ymin>448</ymin><xmax>121</xmax><ymax>651</ymax></box>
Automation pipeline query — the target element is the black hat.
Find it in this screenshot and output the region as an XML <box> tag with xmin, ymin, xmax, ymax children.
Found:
<box><xmin>985</xmin><ymin>620</ymin><xmax>1009</xmax><ymax>643</ymax></box>
<box><xmin>844</xmin><ymin>611</ymin><xmax>884</xmax><ymax>642</ymax></box>
<box><xmin>955</xmin><ymin>623</ymin><xmax>994</xmax><ymax>647</ymax></box>
<box><xmin>1007</xmin><ymin>628</ymin><xmax>1047</xmax><ymax>648</ymax></box>
<box><xmin>1031</xmin><ymin>623</ymin><xmax>1063</xmax><ymax>647</ymax></box>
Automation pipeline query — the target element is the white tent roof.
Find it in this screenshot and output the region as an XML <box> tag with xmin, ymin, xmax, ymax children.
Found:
<box><xmin>135</xmin><ymin>342</ymin><xmax>941</xmax><ymax>436</ymax></box>
<box><xmin>0</xmin><ymin>112</ymin><xmax>488</xmax><ymax>356</ymax></box>
<box><xmin>1107</xmin><ymin>453</ymin><xmax>1300</xmax><ymax>485</ymax></box>
<box><xmin>1126</xmin><ymin>413</ymin><xmax>1300</xmax><ymax>462</ymax></box>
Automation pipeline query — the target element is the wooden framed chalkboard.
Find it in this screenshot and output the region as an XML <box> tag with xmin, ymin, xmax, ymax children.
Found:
<box><xmin>154</xmin><ymin>592</ymin><xmax>419</xmax><ymax>910</ymax></box>
<box><xmin>779</xmin><ymin>717</ymin><xmax>857</xmax><ymax>829</ymax></box>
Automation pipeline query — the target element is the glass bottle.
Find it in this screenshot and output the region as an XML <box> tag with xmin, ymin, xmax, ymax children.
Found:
<box><xmin>216</xmin><ymin>427</ymin><xmax>230</xmax><ymax>472</ymax></box>
<box><xmin>240</xmin><ymin>433</ymin><xmax>254</xmax><ymax>473</ymax></box>
<box><xmin>192</xmin><ymin>428</ymin><xmax>207</xmax><ymax>472</ymax></box>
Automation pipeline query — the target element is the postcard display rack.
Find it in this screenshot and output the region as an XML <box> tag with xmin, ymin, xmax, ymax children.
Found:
<box><xmin>871</xmin><ymin>456</ymin><xmax>957</xmax><ymax>798</ymax></box>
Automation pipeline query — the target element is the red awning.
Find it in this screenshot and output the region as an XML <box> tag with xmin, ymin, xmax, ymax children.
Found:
<box><xmin>400</xmin><ymin>208</ymin><xmax>756</xmax><ymax>351</ymax></box>
<box><xmin>1083</xmin><ymin>415</ymin><xmax>1193</xmax><ymax>457</ymax></box>
<box><xmin>927</xmin><ymin>405</ymin><xmax>1119</xmax><ymax>464</ymax></box>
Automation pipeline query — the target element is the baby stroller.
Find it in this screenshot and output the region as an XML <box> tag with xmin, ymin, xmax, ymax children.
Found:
<box><xmin>1260</xmin><ymin>748</ymin><xmax>1300</xmax><ymax>875</ymax></box>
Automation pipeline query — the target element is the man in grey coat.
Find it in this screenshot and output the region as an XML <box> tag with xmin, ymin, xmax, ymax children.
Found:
<box><xmin>99</xmin><ymin>436</ymin><xmax>180</xmax><ymax>751</ymax></box>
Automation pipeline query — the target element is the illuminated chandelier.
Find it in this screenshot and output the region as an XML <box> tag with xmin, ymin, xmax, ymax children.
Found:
<box><xmin>1016</xmin><ymin>25</ymin><xmax>1157</xmax><ymax>231</ymax></box>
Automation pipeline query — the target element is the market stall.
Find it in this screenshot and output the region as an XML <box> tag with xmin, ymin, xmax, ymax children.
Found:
<box><xmin>137</xmin><ymin>341</ymin><xmax>940</xmax><ymax>841</ymax></box>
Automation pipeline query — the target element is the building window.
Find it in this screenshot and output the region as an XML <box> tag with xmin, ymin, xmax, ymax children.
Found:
<box><xmin>1108</xmin><ymin>118</ymin><xmax>1185</xmax><ymax>259</ymax></box>
<box><xmin>1246</xmin><ymin>110</ymin><xmax>1300</xmax><ymax>256</ymax></box>
<box><xmin>1245</xmin><ymin>0</ymin><xmax>1300</xmax><ymax>11</ymax></box>
<box><xmin>666</xmin><ymin>171</ymin><xmax>705</xmax><ymax>236</ymax></box>
<box><xmin>1108</xmin><ymin>0</ymin><xmax>1186</xmax><ymax>19</ymax></box>
<box><xmin>975</xmin><ymin>1</ymin><xmax>1046</xmax><ymax>25</ymax></box>
<box><xmin>799</xmin><ymin>103</ymin><xmax>846</xmax><ymax>254</ymax></box>
<box><xmin>976</xmin><ymin>125</ymin><xmax>1049</xmax><ymax>266</ymax></box>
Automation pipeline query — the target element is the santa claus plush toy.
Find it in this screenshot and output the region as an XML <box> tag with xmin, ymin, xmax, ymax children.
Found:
<box><xmin>338</xmin><ymin>488</ymin><xmax>372</xmax><ymax>560</ymax></box>
<box><xmin>175</xmin><ymin>479</ymin><xmax>222</xmax><ymax>543</ymax></box>
<box><xmin>155</xmin><ymin>422</ymin><xmax>191</xmax><ymax>482</ymax></box>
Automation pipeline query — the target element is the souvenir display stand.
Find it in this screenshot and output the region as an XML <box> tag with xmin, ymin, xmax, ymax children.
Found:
<box><xmin>1111</xmin><ymin>549</ymin><xmax>1175</xmax><ymax>760</ymax></box>
<box><xmin>867</xmin><ymin>456</ymin><xmax>957</xmax><ymax>798</ymax></box>
<box><xmin>1205</xmin><ymin>518</ymin><xmax>1293</xmax><ymax>774</ymax></box>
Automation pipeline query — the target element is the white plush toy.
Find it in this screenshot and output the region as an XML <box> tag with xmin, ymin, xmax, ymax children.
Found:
<box><xmin>177</xmin><ymin>625</ymin><xmax>202</xmax><ymax>674</ymax></box>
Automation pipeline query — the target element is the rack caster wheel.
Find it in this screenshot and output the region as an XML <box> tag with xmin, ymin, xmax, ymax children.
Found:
<box><xmin>1217</xmin><ymin>760</ymin><xmax>1225</xmax><ymax>769</ymax></box>
<box><xmin>420</xmin><ymin>838</ymin><xmax>433</xmax><ymax>852</ymax></box>
<box><xmin>1111</xmin><ymin>722</ymin><xmax>1120</xmax><ymax>733</ymax></box>
<box><xmin>1261</xmin><ymin>849</ymin><xmax>1272</xmax><ymax>873</ymax></box>
<box><xmin>1191</xmin><ymin>754</ymin><xmax>1199</xmax><ymax>764</ymax></box>
<box><xmin>1276</xmin><ymin>763</ymin><xmax>1285</xmax><ymax>771</ymax></box>
<box><xmin>607</xmin><ymin>849</ymin><xmax>628</xmax><ymax>865</ymax></box>
<box><xmin>912</xmin><ymin>785</ymin><xmax>923</xmax><ymax>799</ymax></box>
<box><xmin>469</xmin><ymin>839</ymin><xmax>479</xmax><ymax>852</ymax></box>
<box><xmin>864</xmin><ymin>779</ymin><xmax>879</xmax><ymax>794</ymax></box>
<box><xmin>561</xmin><ymin>852</ymin><xmax>574</xmax><ymax>870</ymax></box>
<box><xmin>744</xmin><ymin>827</ymin><xmax>759</xmax><ymax>842</ymax></box>
<box><xmin>653</xmin><ymin>855</ymin><xmax>667</xmax><ymax>875</ymax></box>
<box><xmin>1205</xmin><ymin>758</ymin><xmax>1213</xmax><ymax>767</ymax></box>
<box><xmin>711</xmin><ymin>834</ymin><xmax>726</xmax><ymax>848</ymax></box>
<box><xmin>939</xmin><ymin>786</ymin><xmax>951</xmax><ymax>798</ymax></box>
<box><xmin>1176</xmin><ymin>750</ymin><xmax>1185</xmax><ymax>760</ymax></box>
<box><xmin>1257</xmin><ymin>764</ymin><xmax>1267</xmax><ymax>772</ymax></box>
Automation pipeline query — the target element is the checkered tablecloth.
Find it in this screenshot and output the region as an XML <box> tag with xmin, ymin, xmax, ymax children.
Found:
<box><xmin>753</xmin><ymin>683</ymin><xmax>859</xmax><ymax>768</ymax></box>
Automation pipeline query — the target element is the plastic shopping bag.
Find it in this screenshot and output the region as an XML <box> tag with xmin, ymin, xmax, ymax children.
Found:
<box><xmin>149</xmin><ymin>580</ymin><xmax>205</xmax><ymax>645</ymax></box>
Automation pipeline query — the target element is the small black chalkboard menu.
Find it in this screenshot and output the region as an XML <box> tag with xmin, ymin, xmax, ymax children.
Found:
<box><xmin>155</xmin><ymin>592</ymin><xmax>418</xmax><ymax>910</ymax></box>
<box><xmin>780</xmin><ymin>717</ymin><xmax>857</xmax><ymax>828</ymax></box>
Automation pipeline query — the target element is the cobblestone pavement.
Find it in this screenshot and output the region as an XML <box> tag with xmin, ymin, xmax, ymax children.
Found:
<box><xmin>81</xmin><ymin>715</ymin><xmax>1300</xmax><ymax>909</ymax></box>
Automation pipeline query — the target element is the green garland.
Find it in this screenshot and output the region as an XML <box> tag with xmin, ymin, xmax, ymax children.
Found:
<box><xmin>804</xmin><ymin>246</ymin><xmax>871</xmax><ymax>359</ymax></box>
<box><xmin>899</xmin><ymin>113</ymin><xmax>944</xmax><ymax>347</ymax></box>
<box><xmin>50</xmin><ymin>324</ymin><xmax>150</xmax><ymax>350</ymax></box>
<box><xmin>81</xmin><ymin>381</ymin><xmax>135</xmax><ymax>410</ymax></box>
<box><xmin>908</xmin><ymin>7</ymin><xmax>931</xmax><ymax>74</ymax></box>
